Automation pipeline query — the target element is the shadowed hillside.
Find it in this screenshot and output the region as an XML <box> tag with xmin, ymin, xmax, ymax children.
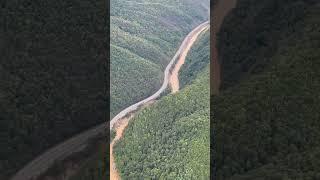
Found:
<box><xmin>213</xmin><ymin>0</ymin><xmax>320</xmax><ymax>179</ymax></box>
<box><xmin>1</xmin><ymin>0</ymin><xmax>106</xmax><ymax>178</ymax></box>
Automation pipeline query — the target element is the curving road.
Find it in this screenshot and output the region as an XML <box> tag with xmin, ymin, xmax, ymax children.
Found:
<box><xmin>10</xmin><ymin>123</ymin><xmax>105</xmax><ymax>180</ymax></box>
<box><xmin>11</xmin><ymin>21</ymin><xmax>209</xmax><ymax>180</ymax></box>
<box><xmin>110</xmin><ymin>21</ymin><xmax>209</xmax><ymax>179</ymax></box>
<box><xmin>110</xmin><ymin>20</ymin><xmax>210</xmax><ymax>130</ymax></box>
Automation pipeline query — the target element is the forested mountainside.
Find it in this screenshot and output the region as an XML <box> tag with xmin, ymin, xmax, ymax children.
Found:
<box><xmin>1</xmin><ymin>1</ymin><xmax>106</xmax><ymax>179</ymax></box>
<box><xmin>74</xmin><ymin>0</ymin><xmax>210</xmax><ymax>179</ymax></box>
<box><xmin>213</xmin><ymin>0</ymin><xmax>320</xmax><ymax>179</ymax></box>
<box><xmin>110</xmin><ymin>0</ymin><xmax>209</xmax><ymax>117</ymax></box>
<box><xmin>114</xmin><ymin>30</ymin><xmax>210</xmax><ymax>179</ymax></box>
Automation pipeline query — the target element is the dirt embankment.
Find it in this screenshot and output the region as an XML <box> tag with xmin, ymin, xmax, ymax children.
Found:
<box><xmin>211</xmin><ymin>0</ymin><xmax>237</xmax><ymax>94</ymax></box>
<box><xmin>169</xmin><ymin>26</ymin><xmax>209</xmax><ymax>93</ymax></box>
<box><xmin>109</xmin><ymin>116</ymin><xmax>131</xmax><ymax>180</ymax></box>
<box><xmin>110</xmin><ymin>100</ymin><xmax>154</xmax><ymax>180</ymax></box>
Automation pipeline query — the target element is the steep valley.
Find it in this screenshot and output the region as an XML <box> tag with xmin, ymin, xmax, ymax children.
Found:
<box><xmin>114</xmin><ymin>29</ymin><xmax>210</xmax><ymax>179</ymax></box>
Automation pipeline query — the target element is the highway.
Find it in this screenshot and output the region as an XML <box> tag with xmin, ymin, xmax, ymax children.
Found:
<box><xmin>110</xmin><ymin>21</ymin><xmax>209</xmax><ymax>130</ymax></box>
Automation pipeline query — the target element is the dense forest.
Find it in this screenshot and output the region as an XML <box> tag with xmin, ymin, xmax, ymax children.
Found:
<box><xmin>217</xmin><ymin>0</ymin><xmax>319</xmax><ymax>90</ymax></box>
<box><xmin>1</xmin><ymin>0</ymin><xmax>106</xmax><ymax>179</ymax></box>
<box><xmin>213</xmin><ymin>0</ymin><xmax>320</xmax><ymax>179</ymax></box>
<box><xmin>110</xmin><ymin>0</ymin><xmax>210</xmax><ymax>117</ymax></box>
<box><xmin>69</xmin><ymin>143</ymin><xmax>107</xmax><ymax>180</ymax></box>
<box><xmin>114</xmin><ymin>30</ymin><xmax>210</xmax><ymax>179</ymax></box>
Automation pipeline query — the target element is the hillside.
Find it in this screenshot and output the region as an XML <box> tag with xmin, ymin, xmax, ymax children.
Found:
<box><xmin>114</xmin><ymin>30</ymin><xmax>210</xmax><ymax>179</ymax></box>
<box><xmin>74</xmin><ymin>0</ymin><xmax>210</xmax><ymax>179</ymax></box>
<box><xmin>213</xmin><ymin>0</ymin><xmax>320</xmax><ymax>179</ymax></box>
<box><xmin>110</xmin><ymin>0</ymin><xmax>209</xmax><ymax>117</ymax></box>
<box><xmin>0</xmin><ymin>0</ymin><xmax>106</xmax><ymax>178</ymax></box>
